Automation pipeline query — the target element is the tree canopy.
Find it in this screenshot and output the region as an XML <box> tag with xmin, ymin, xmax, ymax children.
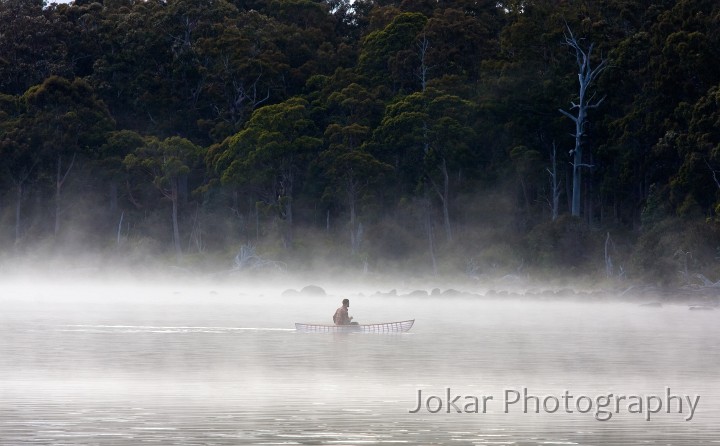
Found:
<box><xmin>1</xmin><ymin>0</ymin><xmax>719</xmax><ymax>283</ymax></box>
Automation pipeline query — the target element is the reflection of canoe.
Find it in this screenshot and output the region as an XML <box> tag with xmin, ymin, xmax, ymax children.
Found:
<box><xmin>295</xmin><ymin>319</ymin><xmax>414</xmax><ymax>333</ymax></box>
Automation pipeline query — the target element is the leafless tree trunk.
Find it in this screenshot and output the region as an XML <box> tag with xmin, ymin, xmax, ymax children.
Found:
<box><xmin>416</xmin><ymin>34</ymin><xmax>431</xmax><ymax>92</ymax></box>
<box><xmin>674</xmin><ymin>249</ymin><xmax>691</xmax><ymax>283</ymax></box>
<box><xmin>230</xmin><ymin>75</ymin><xmax>270</xmax><ymax>124</ymax></box>
<box><xmin>559</xmin><ymin>26</ymin><xmax>607</xmax><ymax>217</ymax></box>
<box><xmin>54</xmin><ymin>153</ymin><xmax>76</xmax><ymax>236</ymax></box>
<box><xmin>347</xmin><ymin>175</ymin><xmax>363</xmax><ymax>255</ymax></box>
<box><xmin>9</xmin><ymin>162</ymin><xmax>36</xmax><ymax>245</ymax></box>
<box><xmin>255</xmin><ymin>202</ymin><xmax>260</xmax><ymax>242</ymax></box>
<box><xmin>277</xmin><ymin>168</ymin><xmax>295</xmax><ymax>249</ymax></box>
<box><xmin>117</xmin><ymin>211</ymin><xmax>124</xmax><ymax>247</ymax></box>
<box><xmin>109</xmin><ymin>180</ymin><xmax>118</xmax><ymax>213</ymax></box>
<box><xmin>604</xmin><ymin>232</ymin><xmax>613</xmax><ymax>278</ymax></box>
<box><xmin>547</xmin><ymin>142</ymin><xmax>561</xmax><ymax>221</ymax></box>
<box><xmin>15</xmin><ymin>182</ymin><xmax>23</xmax><ymax>244</ymax></box>
<box><xmin>429</xmin><ymin>158</ymin><xmax>453</xmax><ymax>242</ymax></box>
<box><xmin>424</xmin><ymin>197</ymin><xmax>438</xmax><ymax>275</ymax></box>
<box><xmin>706</xmin><ymin>160</ymin><xmax>720</xmax><ymax>190</ymax></box>
<box><xmin>187</xmin><ymin>205</ymin><xmax>204</xmax><ymax>253</ymax></box>
<box><xmin>170</xmin><ymin>178</ymin><xmax>181</xmax><ymax>260</ymax></box>
<box><xmin>155</xmin><ymin>174</ymin><xmax>183</xmax><ymax>259</ymax></box>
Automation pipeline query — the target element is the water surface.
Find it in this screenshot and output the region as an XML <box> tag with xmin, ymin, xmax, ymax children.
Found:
<box><xmin>1</xmin><ymin>282</ymin><xmax>718</xmax><ymax>445</ymax></box>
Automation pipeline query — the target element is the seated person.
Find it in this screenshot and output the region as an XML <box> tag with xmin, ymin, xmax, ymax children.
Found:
<box><xmin>333</xmin><ymin>298</ymin><xmax>358</xmax><ymax>325</ymax></box>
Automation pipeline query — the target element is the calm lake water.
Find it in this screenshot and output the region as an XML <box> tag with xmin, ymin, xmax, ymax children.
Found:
<box><xmin>1</xmin><ymin>280</ymin><xmax>718</xmax><ymax>445</ymax></box>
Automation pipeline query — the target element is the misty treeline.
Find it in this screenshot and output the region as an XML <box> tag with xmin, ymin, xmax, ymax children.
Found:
<box><xmin>1</xmin><ymin>0</ymin><xmax>720</xmax><ymax>284</ymax></box>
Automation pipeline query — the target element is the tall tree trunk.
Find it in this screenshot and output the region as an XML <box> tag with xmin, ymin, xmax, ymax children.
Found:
<box><xmin>571</xmin><ymin>138</ymin><xmax>583</xmax><ymax>216</ymax></box>
<box><xmin>349</xmin><ymin>194</ymin><xmax>357</xmax><ymax>254</ymax></box>
<box><xmin>255</xmin><ymin>202</ymin><xmax>260</xmax><ymax>242</ymax></box>
<box><xmin>55</xmin><ymin>157</ymin><xmax>62</xmax><ymax>236</ymax></box>
<box><xmin>440</xmin><ymin>158</ymin><xmax>452</xmax><ymax>242</ymax></box>
<box><xmin>429</xmin><ymin>159</ymin><xmax>453</xmax><ymax>243</ymax></box>
<box><xmin>15</xmin><ymin>182</ymin><xmax>22</xmax><ymax>245</ymax></box>
<box><xmin>171</xmin><ymin>179</ymin><xmax>181</xmax><ymax>259</ymax></box>
<box><xmin>10</xmin><ymin>165</ymin><xmax>36</xmax><ymax>246</ymax></box>
<box><xmin>54</xmin><ymin>153</ymin><xmax>75</xmax><ymax>237</ymax></box>
<box><xmin>559</xmin><ymin>26</ymin><xmax>607</xmax><ymax>217</ymax></box>
<box><xmin>424</xmin><ymin>197</ymin><xmax>437</xmax><ymax>275</ymax></box>
<box><xmin>284</xmin><ymin>195</ymin><xmax>293</xmax><ymax>248</ymax></box>
<box><xmin>417</xmin><ymin>34</ymin><xmax>430</xmax><ymax>92</ymax></box>
<box><xmin>55</xmin><ymin>188</ymin><xmax>61</xmax><ymax>236</ymax></box>
<box><xmin>109</xmin><ymin>180</ymin><xmax>118</xmax><ymax>213</ymax></box>
<box><xmin>549</xmin><ymin>142</ymin><xmax>560</xmax><ymax>221</ymax></box>
<box><xmin>282</xmin><ymin>171</ymin><xmax>294</xmax><ymax>248</ymax></box>
<box><xmin>348</xmin><ymin>176</ymin><xmax>361</xmax><ymax>255</ymax></box>
<box><xmin>117</xmin><ymin>211</ymin><xmax>124</xmax><ymax>247</ymax></box>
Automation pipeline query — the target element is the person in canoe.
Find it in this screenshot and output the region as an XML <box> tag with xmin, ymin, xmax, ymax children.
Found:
<box><xmin>333</xmin><ymin>298</ymin><xmax>358</xmax><ymax>325</ymax></box>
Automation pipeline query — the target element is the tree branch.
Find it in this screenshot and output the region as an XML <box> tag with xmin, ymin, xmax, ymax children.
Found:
<box><xmin>57</xmin><ymin>152</ymin><xmax>76</xmax><ymax>190</ymax></box>
<box><xmin>706</xmin><ymin>159</ymin><xmax>720</xmax><ymax>189</ymax></box>
<box><xmin>558</xmin><ymin>108</ymin><xmax>578</xmax><ymax>122</ymax></box>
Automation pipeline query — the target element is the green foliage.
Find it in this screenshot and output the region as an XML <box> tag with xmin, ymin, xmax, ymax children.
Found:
<box><xmin>124</xmin><ymin>135</ymin><xmax>201</xmax><ymax>200</ymax></box>
<box><xmin>640</xmin><ymin>184</ymin><xmax>669</xmax><ymax>229</ymax></box>
<box><xmin>218</xmin><ymin>97</ymin><xmax>321</xmax><ymax>192</ymax></box>
<box><xmin>0</xmin><ymin>0</ymin><xmax>74</xmax><ymax>95</ymax></box>
<box><xmin>631</xmin><ymin>218</ymin><xmax>720</xmax><ymax>285</ymax></box>
<box><xmin>23</xmin><ymin>76</ymin><xmax>114</xmax><ymax>150</ymax></box>
<box><xmin>358</xmin><ymin>12</ymin><xmax>427</xmax><ymax>90</ymax></box>
<box><xmin>1</xmin><ymin>0</ymin><xmax>720</xmax><ymax>282</ymax></box>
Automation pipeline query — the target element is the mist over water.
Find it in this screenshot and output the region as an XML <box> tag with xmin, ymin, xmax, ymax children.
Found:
<box><xmin>1</xmin><ymin>277</ymin><xmax>718</xmax><ymax>445</ymax></box>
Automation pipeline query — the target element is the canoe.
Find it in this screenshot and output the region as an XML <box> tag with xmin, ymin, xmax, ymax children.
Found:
<box><xmin>295</xmin><ymin>319</ymin><xmax>414</xmax><ymax>333</ymax></box>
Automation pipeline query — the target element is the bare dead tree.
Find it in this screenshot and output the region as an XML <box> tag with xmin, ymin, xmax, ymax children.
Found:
<box><xmin>416</xmin><ymin>34</ymin><xmax>449</xmax><ymax>243</ymax></box>
<box><xmin>426</xmin><ymin>157</ymin><xmax>453</xmax><ymax>242</ymax></box>
<box><xmin>187</xmin><ymin>204</ymin><xmax>204</xmax><ymax>253</ymax></box>
<box><xmin>674</xmin><ymin>249</ymin><xmax>691</xmax><ymax>283</ymax></box>
<box><xmin>604</xmin><ymin>232</ymin><xmax>614</xmax><ymax>278</ymax></box>
<box><xmin>346</xmin><ymin>170</ymin><xmax>362</xmax><ymax>255</ymax></box>
<box><xmin>423</xmin><ymin>196</ymin><xmax>438</xmax><ymax>275</ymax></box>
<box><xmin>233</xmin><ymin>243</ymin><xmax>286</xmax><ymax>272</ymax></box>
<box><xmin>232</xmin><ymin>75</ymin><xmax>270</xmax><ymax>121</ymax></box>
<box><xmin>416</xmin><ymin>34</ymin><xmax>431</xmax><ymax>92</ymax></box>
<box><xmin>8</xmin><ymin>162</ymin><xmax>36</xmax><ymax>245</ymax></box>
<box><xmin>55</xmin><ymin>152</ymin><xmax>76</xmax><ymax>236</ymax></box>
<box><xmin>559</xmin><ymin>25</ymin><xmax>608</xmax><ymax>217</ymax></box>
<box><xmin>705</xmin><ymin>159</ymin><xmax>720</xmax><ymax>189</ymax></box>
<box><xmin>546</xmin><ymin>141</ymin><xmax>562</xmax><ymax>221</ymax></box>
<box><xmin>693</xmin><ymin>273</ymin><xmax>720</xmax><ymax>287</ymax></box>
<box><xmin>117</xmin><ymin>211</ymin><xmax>124</xmax><ymax>247</ymax></box>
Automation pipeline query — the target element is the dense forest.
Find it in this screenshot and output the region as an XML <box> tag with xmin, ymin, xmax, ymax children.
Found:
<box><xmin>1</xmin><ymin>0</ymin><xmax>719</xmax><ymax>285</ymax></box>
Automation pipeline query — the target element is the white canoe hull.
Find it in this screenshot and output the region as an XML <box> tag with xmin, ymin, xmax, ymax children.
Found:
<box><xmin>295</xmin><ymin>319</ymin><xmax>414</xmax><ymax>333</ymax></box>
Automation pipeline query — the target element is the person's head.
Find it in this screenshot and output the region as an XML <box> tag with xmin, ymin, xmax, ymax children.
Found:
<box><xmin>342</xmin><ymin>298</ymin><xmax>350</xmax><ymax>307</ymax></box>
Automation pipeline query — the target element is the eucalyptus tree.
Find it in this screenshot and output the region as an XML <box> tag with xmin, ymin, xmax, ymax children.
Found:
<box><xmin>602</xmin><ymin>0</ymin><xmax>720</xmax><ymax>221</ymax></box>
<box><xmin>371</xmin><ymin>87</ymin><xmax>476</xmax><ymax>243</ymax></box>
<box><xmin>98</xmin><ymin>130</ymin><xmax>146</xmax><ymax>215</ymax></box>
<box><xmin>22</xmin><ymin>76</ymin><xmax>114</xmax><ymax>237</ymax></box>
<box><xmin>91</xmin><ymin>0</ymin><xmax>172</xmax><ymax>134</ymax></box>
<box><xmin>652</xmin><ymin>85</ymin><xmax>720</xmax><ymax>218</ymax></box>
<box><xmin>420</xmin><ymin>0</ymin><xmax>502</xmax><ymax>84</ymax></box>
<box><xmin>123</xmin><ymin>136</ymin><xmax>202</xmax><ymax>259</ymax></box>
<box><xmin>358</xmin><ymin>11</ymin><xmax>428</xmax><ymax>92</ymax></box>
<box><xmin>0</xmin><ymin>0</ymin><xmax>73</xmax><ymax>95</ymax></box>
<box><xmin>193</xmin><ymin>9</ymin><xmax>288</xmax><ymax>142</ymax></box>
<box><xmin>0</xmin><ymin>94</ymin><xmax>38</xmax><ymax>244</ymax></box>
<box><xmin>213</xmin><ymin>97</ymin><xmax>322</xmax><ymax>249</ymax></box>
<box><xmin>319</xmin><ymin>82</ymin><xmax>391</xmax><ymax>254</ymax></box>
